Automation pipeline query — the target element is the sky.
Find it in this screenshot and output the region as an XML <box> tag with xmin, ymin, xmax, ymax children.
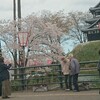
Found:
<box><xmin>0</xmin><ymin>0</ymin><xmax>100</xmax><ymax>20</ymax></box>
<box><xmin>0</xmin><ymin>0</ymin><xmax>100</xmax><ymax>53</ymax></box>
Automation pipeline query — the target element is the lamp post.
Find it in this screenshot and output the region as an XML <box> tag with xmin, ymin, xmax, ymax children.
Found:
<box><xmin>18</xmin><ymin>32</ymin><xmax>29</xmax><ymax>90</ymax></box>
<box><xmin>13</xmin><ymin>0</ymin><xmax>18</xmax><ymax>79</ymax></box>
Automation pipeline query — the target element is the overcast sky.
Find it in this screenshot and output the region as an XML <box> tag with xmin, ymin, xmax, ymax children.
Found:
<box><xmin>0</xmin><ymin>0</ymin><xmax>100</xmax><ymax>20</ymax></box>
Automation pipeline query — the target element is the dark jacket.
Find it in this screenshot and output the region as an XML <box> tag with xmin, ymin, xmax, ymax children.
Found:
<box><xmin>70</xmin><ymin>58</ymin><xmax>80</xmax><ymax>75</ymax></box>
<box><xmin>0</xmin><ymin>63</ymin><xmax>11</xmax><ymax>81</ymax></box>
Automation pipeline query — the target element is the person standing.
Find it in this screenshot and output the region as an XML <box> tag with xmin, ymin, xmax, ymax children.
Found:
<box><xmin>68</xmin><ymin>54</ymin><xmax>80</xmax><ymax>92</ymax></box>
<box><xmin>0</xmin><ymin>57</ymin><xmax>11</xmax><ymax>99</ymax></box>
<box><xmin>61</xmin><ymin>57</ymin><xmax>70</xmax><ymax>90</ymax></box>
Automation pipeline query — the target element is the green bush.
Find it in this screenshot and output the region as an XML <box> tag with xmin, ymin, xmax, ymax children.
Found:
<box><xmin>11</xmin><ymin>80</ymin><xmax>21</xmax><ymax>91</ymax></box>
<box><xmin>72</xmin><ymin>41</ymin><xmax>100</xmax><ymax>62</ymax></box>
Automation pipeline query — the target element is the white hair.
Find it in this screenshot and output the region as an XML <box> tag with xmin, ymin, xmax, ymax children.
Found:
<box><xmin>68</xmin><ymin>53</ymin><xmax>73</xmax><ymax>58</ymax></box>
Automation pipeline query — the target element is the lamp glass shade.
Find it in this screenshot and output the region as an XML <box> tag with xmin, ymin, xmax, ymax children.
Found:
<box><xmin>18</xmin><ymin>32</ymin><xmax>29</xmax><ymax>47</ymax></box>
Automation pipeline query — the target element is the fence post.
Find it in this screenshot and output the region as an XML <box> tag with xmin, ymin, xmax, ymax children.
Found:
<box><xmin>58</xmin><ymin>64</ymin><xmax>63</xmax><ymax>89</ymax></box>
<box><xmin>97</xmin><ymin>60</ymin><xmax>100</xmax><ymax>94</ymax></box>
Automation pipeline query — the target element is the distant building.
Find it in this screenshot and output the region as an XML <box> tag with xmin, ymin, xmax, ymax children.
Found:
<box><xmin>82</xmin><ymin>2</ymin><xmax>100</xmax><ymax>41</ymax></box>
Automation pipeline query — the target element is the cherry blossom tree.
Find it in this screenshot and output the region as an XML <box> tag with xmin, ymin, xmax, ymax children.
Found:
<box><xmin>0</xmin><ymin>13</ymin><xmax>67</xmax><ymax>67</ymax></box>
<box><xmin>0</xmin><ymin>11</ymin><xmax>90</xmax><ymax>67</ymax></box>
<box><xmin>22</xmin><ymin>15</ymin><xmax>65</xmax><ymax>63</ymax></box>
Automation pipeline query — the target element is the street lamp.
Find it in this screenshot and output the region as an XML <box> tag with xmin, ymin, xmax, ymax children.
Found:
<box><xmin>18</xmin><ymin>32</ymin><xmax>29</xmax><ymax>47</ymax></box>
<box><xmin>18</xmin><ymin>32</ymin><xmax>29</xmax><ymax>90</ymax></box>
<box><xmin>18</xmin><ymin>32</ymin><xmax>29</xmax><ymax>67</ymax></box>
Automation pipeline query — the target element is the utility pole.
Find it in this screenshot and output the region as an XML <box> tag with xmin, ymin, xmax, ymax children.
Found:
<box><xmin>17</xmin><ymin>0</ymin><xmax>26</xmax><ymax>90</ymax></box>
<box><xmin>17</xmin><ymin>0</ymin><xmax>22</xmax><ymax>65</ymax></box>
<box><xmin>18</xmin><ymin>0</ymin><xmax>21</xmax><ymax>31</ymax></box>
<box><xmin>13</xmin><ymin>0</ymin><xmax>17</xmax><ymax>79</ymax></box>
<box><xmin>13</xmin><ymin>0</ymin><xmax>16</xmax><ymax>21</ymax></box>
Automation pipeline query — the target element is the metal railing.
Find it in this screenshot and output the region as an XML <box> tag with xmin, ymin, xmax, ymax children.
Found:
<box><xmin>10</xmin><ymin>60</ymin><xmax>100</xmax><ymax>91</ymax></box>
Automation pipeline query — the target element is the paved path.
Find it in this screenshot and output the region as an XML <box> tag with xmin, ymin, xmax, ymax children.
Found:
<box><xmin>0</xmin><ymin>90</ymin><xmax>100</xmax><ymax>100</ymax></box>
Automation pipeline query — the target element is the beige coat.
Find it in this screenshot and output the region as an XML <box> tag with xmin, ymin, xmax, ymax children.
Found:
<box><xmin>61</xmin><ymin>58</ymin><xmax>70</xmax><ymax>75</ymax></box>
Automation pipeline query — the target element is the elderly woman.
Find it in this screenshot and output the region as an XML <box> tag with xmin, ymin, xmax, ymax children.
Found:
<box><xmin>61</xmin><ymin>57</ymin><xmax>71</xmax><ymax>90</ymax></box>
<box><xmin>0</xmin><ymin>57</ymin><xmax>11</xmax><ymax>99</ymax></box>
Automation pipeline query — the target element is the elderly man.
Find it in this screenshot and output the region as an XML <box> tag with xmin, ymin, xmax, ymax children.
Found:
<box><xmin>68</xmin><ymin>54</ymin><xmax>80</xmax><ymax>92</ymax></box>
